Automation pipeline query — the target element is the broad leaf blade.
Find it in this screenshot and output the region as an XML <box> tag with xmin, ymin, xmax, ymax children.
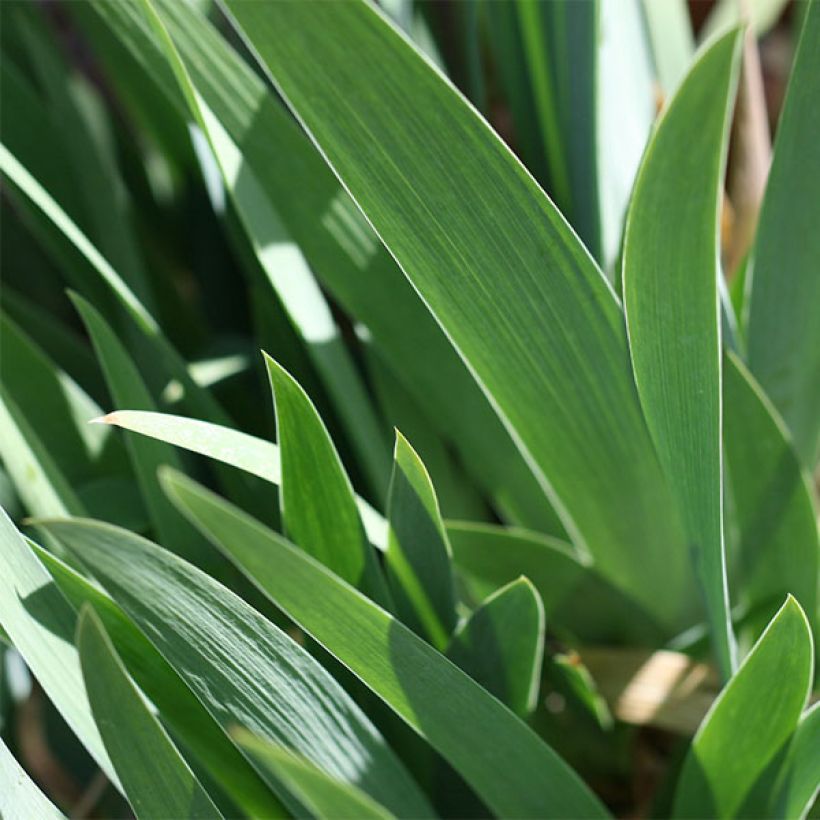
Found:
<box><xmin>38</xmin><ymin>517</ymin><xmax>431</xmax><ymax>819</ymax></box>
<box><xmin>95</xmin><ymin>409</ymin><xmax>388</xmax><ymax>548</ymax></box>
<box><xmin>0</xmin><ymin>506</ymin><xmax>119</xmax><ymax>788</ymax></box>
<box><xmin>77</xmin><ymin>608</ymin><xmax>223</xmax><ymax>819</ymax></box>
<box><xmin>446</xmin><ymin>522</ymin><xmax>585</xmax><ymax>616</ymax></box>
<box><xmin>162</xmin><ymin>469</ymin><xmax>608</xmax><ymax>818</ymax></box>
<box><xmin>80</xmin><ymin>0</ymin><xmax>566</xmax><ymax>537</ymax></box>
<box><xmin>233</xmin><ymin>730</ymin><xmax>394</xmax><ymax>820</ymax></box>
<box><xmin>673</xmin><ymin>596</ymin><xmax>813</xmax><ymax>818</ymax></box>
<box><xmin>446</xmin><ymin>578</ymin><xmax>544</xmax><ymax>716</ymax></box>
<box><xmin>386</xmin><ymin>432</ymin><xmax>457</xmax><ymax>649</ymax></box>
<box><xmin>71</xmin><ymin>293</ymin><xmax>218</xmax><ymax>573</ymax></box>
<box><xmin>746</xmin><ymin>0</ymin><xmax>820</xmax><ymax>467</ymax></box>
<box><xmin>623</xmin><ymin>30</ymin><xmax>742</xmax><ymax>675</ymax></box>
<box><xmin>0</xmin><ymin>737</ymin><xmax>64</xmax><ymax>820</ymax></box>
<box><xmin>723</xmin><ymin>352</ymin><xmax>818</xmax><ymax>649</ymax></box>
<box><xmin>265</xmin><ymin>355</ymin><xmax>389</xmax><ymax>604</ymax></box>
<box><xmin>34</xmin><ymin>543</ymin><xmax>284</xmax><ymax>819</ymax></box>
<box><xmin>220</xmin><ymin>0</ymin><xmax>693</xmax><ymax>630</ymax></box>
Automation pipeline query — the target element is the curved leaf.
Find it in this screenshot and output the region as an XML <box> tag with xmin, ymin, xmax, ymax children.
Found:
<box><xmin>220</xmin><ymin>0</ymin><xmax>693</xmax><ymax>630</ymax></box>
<box><xmin>33</xmin><ymin>543</ymin><xmax>283</xmax><ymax>819</ymax></box>
<box><xmin>446</xmin><ymin>578</ymin><xmax>544</xmax><ymax>716</ymax></box>
<box><xmin>94</xmin><ymin>409</ymin><xmax>387</xmax><ymax>548</ymax></box>
<box><xmin>233</xmin><ymin>730</ymin><xmax>394</xmax><ymax>820</ymax></box>
<box><xmin>162</xmin><ymin>469</ymin><xmax>608</xmax><ymax>819</ymax></box>
<box><xmin>77</xmin><ymin>607</ymin><xmax>223</xmax><ymax>819</ymax></box>
<box><xmin>265</xmin><ymin>355</ymin><xmax>390</xmax><ymax>605</ymax></box>
<box><xmin>386</xmin><ymin>431</ymin><xmax>457</xmax><ymax>649</ymax></box>
<box><xmin>37</xmin><ymin>517</ymin><xmax>432</xmax><ymax>819</ymax></box>
<box><xmin>672</xmin><ymin>596</ymin><xmax>813</xmax><ymax>818</ymax></box>
<box><xmin>623</xmin><ymin>29</ymin><xmax>742</xmax><ymax>675</ymax></box>
<box><xmin>0</xmin><ymin>506</ymin><xmax>119</xmax><ymax>788</ymax></box>
<box><xmin>746</xmin><ymin>0</ymin><xmax>820</xmax><ymax>467</ymax></box>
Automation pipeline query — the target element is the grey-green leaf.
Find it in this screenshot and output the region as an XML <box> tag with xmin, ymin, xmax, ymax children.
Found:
<box><xmin>446</xmin><ymin>578</ymin><xmax>544</xmax><ymax>716</ymax></box>
<box><xmin>746</xmin><ymin>0</ymin><xmax>820</xmax><ymax>467</ymax></box>
<box><xmin>220</xmin><ymin>0</ymin><xmax>693</xmax><ymax>632</ymax></box>
<box><xmin>386</xmin><ymin>431</ymin><xmax>457</xmax><ymax>649</ymax></box>
<box><xmin>265</xmin><ymin>354</ymin><xmax>390</xmax><ymax>605</ymax></box>
<box><xmin>37</xmin><ymin>516</ymin><xmax>431</xmax><ymax>819</ymax></box>
<box><xmin>0</xmin><ymin>736</ymin><xmax>64</xmax><ymax>820</ymax></box>
<box><xmin>33</xmin><ymin>543</ymin><xmax>283</xmax><ymax>819</ymax></box>
<box><xmin>233</xmin><ymin>729</ymin><xmax>395</xmax><ymax>820</ymax></box>
<box><xmin>623</xmin><ymin>29</ymin><xmax>742</xmax><ymax>676</ymax></box>
<box><xmin>723</xmin><ymin>352</ymin><xmax>818</xmax><ymax>650</ymax></box>
<box><xmin>77</xmin><ymin>607</ymin><xmax>223</xmax><ymax>819</ymax></box>
<box><xmin>162</xmin><ymin>469</ymin><xmax>608</xmax><ymax>819</ymax></box>
<box><xmin>672</xmin><ymin>596</ymin><xmax>814</xmax><ymax>818</ymax></box>
<box><xmin>0</xmin><ymin>506</ymin><xmax>119</xmax><ymax>788</ymax></box>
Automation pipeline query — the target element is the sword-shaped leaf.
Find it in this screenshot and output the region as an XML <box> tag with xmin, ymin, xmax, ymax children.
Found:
<box><xmin>161</xmin><ymin>469</ymin><xmax>608</xmax><ymax>818</ymax></box>
<box><xmin>77</xmin><ymin>607</ymin><xmax>223</xmax><ymax>819</ymax></box>
<box><xmin>623</xmin><ymin>29</ymin><xmax>742</xmax><ymax>676</ymax></box>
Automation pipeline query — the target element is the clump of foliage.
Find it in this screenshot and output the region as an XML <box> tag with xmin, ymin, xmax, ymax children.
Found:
<box><xmin>0</xmin><ymin>0</ymin><xmax>818</xmax><ymax>818</ymax></box>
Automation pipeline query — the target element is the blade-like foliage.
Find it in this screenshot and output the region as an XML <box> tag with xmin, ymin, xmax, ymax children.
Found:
<box><xmin>746</xmin><ymin>0</ymin><xmax>820</xmax><ymax>467</ymax></box>
<box><xmin>94</xmin><ymin>409</ymin><xmax>387</xmax><ymax>547</ymax></box>
<box><xmin>234</xmin><ymin>730</ymin><xmax>394</xmax><ymax>820</ymax></box>
<box><xmin>446</xmin><ymin>578</ymin><xmax>544</xmax><ymax>716</ymax></box>
<box><xmin>623</xmin><ymin>29</ymin><xmax>742</xmax><ymax>676</ymax></box>
<box><xmin>162</xmin><ymin>469</ymin><xmax>608</xmax><ymax>818</ymax></box>
<box><xmin>673</xmin><ymin>596</ymin><xmax>813</xmax><ymax>818</ymax></box>
<box><xmin>33</xmin><ymin>543</ymin><xmax>284</xmax><ymax>819</ymax></box>
<box><xmin>446</xmin><ymin>522</ymin><xmax>585</xmax><ymax>616</ymax></box>
<box><xmin>79</xmin><ymin>0</ymin><xmax>565</xmax><ymax>535</ymax></box>
<box><xmin>386</xmin><ymin>431</ymin><xmax>457</xmax><ymax>649</ymax></box>
<box><xmin>723</xmin><ymin>352</ymin><xmax>818</xmax><ymax>646</ymax></box>
<box><xmin>77</xmin><ymin>607</ymin><xmax>223</xmax><ymax>819</ymax></box>
<box><xmin>135</xmin><ymin>0</ymin><xmax>392</xmax><ymax>499</ymax></box>
<box><xmin>0</xmin><ymin>736</ymin><xmax>64</xmax><ymax>820</ymax></box>
<box><xmin>265</xmin><ymin>355</ymin><xmax>390</xmax><ymax>605</ymax></box>
<box><xmin>37</xmin><ymin>517</ymin><xmax>431</xmax><ymax>819</ymax></box>
<box><xmin>220</xmin><ymin>0</ymin><xmax>694</xmax><ymax>630</ymax></box>
<box><xmin>0</xmin><ymin>507</ymin><xmax>119</xmax><ymax>788</ymax></box>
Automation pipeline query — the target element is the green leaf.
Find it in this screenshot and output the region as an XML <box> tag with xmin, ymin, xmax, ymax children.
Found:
<box><xmin>0</xmin><ymin>388</ymin><xmax>83</xmax><ymax>518</ymax></box>
<box><xmin>0</xmin><ymin>312</ymin><xmax>119</xmax><ymax>485</ymax></box>
<box><xmin>265</xmin><ymin>354</ymin><xmax>390</xmax><ymax>605</ymax></box>
<box><xmin>640</xmin><ymin>0</ymin><xmax>694</xmax><ymax>93</ymax></box>
<box><xmin>746</xmin><ymin>0</ymin><xmax>820</xmax><ymax>467</ymax></box>
<box><xmin>0</xmin><ymin>506</ymin><xmax>119</xmax><ymax>788</ymax></box>
<box><xmin>622</xmin><ymin>29</ymin><xmax>742</xmax><ymax>676</ymax></box>
<box><xmin>0</xmin><ymin>736</ymin><xmax>64</xmax><ymax>820</ymax></box>
<box><xmin>135</xmin><ymin>0</ymin><xmax>391</xmax><ymax>499</ymax></box>
<box><xmin>162</xmin><ymin>469</ymin><xmax>608</xmax><ymax>818</ymax></box>
<box><xmin>723</xmin><ymin>352</ymin><xmax>818</xmax><ymax>649</ymax></box>
<box><xmin>385</xmin><ymin>431</ymin><xmax>457</xmax><ymax>649</ymax></box>
<box><xmin>71</xmin><ymin>292</ymin><xmax>218</xmax><ymax>572</ymax></box>
<box><xmin>446</xmin><ymin>522</ymin><xmax>585</xmax><ymax>616</ymax></box>
<box><xmin>37</xmin><ymin>516</ymin><xmax>432</xmax><ymax>819</ymax></box>
<box><xmin>233</xmin><ymin>729</ymin><xmax>394</xmax><ymax>820</ymax></box>
<box><xmin>33</xmin><ymin>543</ymin><xmax>284</xmax><ymax>819</ymax></box>
<box><xmin>220</xmin><ymin>0</ymin><xmax>693</xmax><ymax>631</ymax></box>
<box><xmin>770</xmin><ymin>702</ymin><xmax>820</xmax><ymax>819</ymax></box>
<box><xmin>446</xmin><ymin>578</ymin><xmax>544</xmax><ymax>716</ymax></box>
<box><xmin>77</xmin><ymin>607</ymin><xmax>223</xmax><ymax>819</ymax></box>
<box><xmin>93</xmin><ymin>409</ymin><xmax>387</xmax><ymax>548</ymax></box>
<box><xmin>673</xmin><ymin>596</ymin><xmax>814</xmax><ymax>818</ymax></box>
<box><xmin>85</xmin><ymin>0</ymin><xmax>564</xmax><ymax>536</ymax></box>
